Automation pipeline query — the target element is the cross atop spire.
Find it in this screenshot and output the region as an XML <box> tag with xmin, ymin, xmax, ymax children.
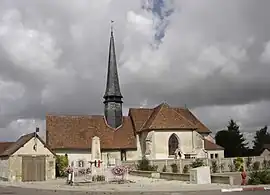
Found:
<box><xmin>110</xmin><ymin>20</ymin><xmax>114</xmax><ymax>35</ymax></box>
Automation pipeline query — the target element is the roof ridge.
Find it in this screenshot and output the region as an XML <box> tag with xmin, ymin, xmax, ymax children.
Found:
<box><xmin>141</xmin><ymin>103</ymin><xmax>164</xmax><ymax>130</ymax></box>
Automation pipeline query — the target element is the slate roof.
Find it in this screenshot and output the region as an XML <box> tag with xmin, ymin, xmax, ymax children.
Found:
<box><xmin>204</xmin><ymin>139</ymin><xmax>224</xmax><ymax>150</ymax></box>
<box><xmin>46</xmin><ymin>103</ymin><xmax>212</xmax><ymax>150</ymax></box>
<box><xmin>0</xmin><ymin>133</ymin><xmax>56</xmax><ymax>157</ymax></box>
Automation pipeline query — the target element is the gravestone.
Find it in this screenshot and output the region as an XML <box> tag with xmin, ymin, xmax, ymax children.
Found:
<box><xmin>190</xmin><ymin>166</ymin><xmax>211</xmax><ymax>184</ymax></box>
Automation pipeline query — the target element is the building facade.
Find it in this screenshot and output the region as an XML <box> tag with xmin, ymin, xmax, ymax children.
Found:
<box><xmin>46</xmin><ymin>28</ymin><xmax>224</xmax><ymax>168</ymax></box>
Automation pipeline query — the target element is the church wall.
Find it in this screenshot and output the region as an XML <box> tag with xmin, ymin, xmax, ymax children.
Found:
<box><xmin>153</xmin><ymin>130</ymin><xmax>195</xmax><ymax>159</ymax></box>
<box><xmin>192</xmin><ymin>131</ymin><xmax>204</xmax><ymax>149</ymax></box>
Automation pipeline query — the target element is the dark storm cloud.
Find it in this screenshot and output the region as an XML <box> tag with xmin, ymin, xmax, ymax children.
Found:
<box><xmin>1</xmin><ymin>0</ymin><xmax>270</xmax><ymax>141</ymax></box>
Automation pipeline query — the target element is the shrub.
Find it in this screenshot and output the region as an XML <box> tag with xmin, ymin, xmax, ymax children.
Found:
<box><xmin>162</xmin><ymin>165</ymin><xmax>167</xmax><ymax>172</ymax></box>
<box><xmin>183</xmin><ymin>165</ymin><xmax>189</xmax><ymax>173</ymax></box>
<box><xmin>252</xmin><ymin>161</ymin><xmax>260</xmax><ymax>171</ymax></box>
<box><xmin>170</xmin><ymin>163</ymin><xmax>179</xmax><ymax>173</ymax></box>
<box><xmin>262</xmin><ymin>160</ymin><xmax>269</xmax><ymax>169</ymax></box>
<box><xmin>56</xmin><ymin>155</ymin><xmax>69</xmax><ymax>177</ymax></box>
<box><xmin>248</xmin><ymin>170</ymin><xmax>270</xmax><ymax>185</ymax></box>
<box><xmin>191</xmin><ymin>159</ymin><xmax>204</xmax><ymax>168</ymax></box>
<box><xmin>246</xmin><ymin>157</ymin><xmax>252</xmax><ymax>171</ymax></box>
<box><xmin>136</xmin><ymin>157</ymin><xmax>158</xmax><ymax>171</ymax></box>
<box><xmin>211</xmin><ymin>160</ymin><xmax>218</xmax><ymax>173</ymax></box>
<box><xmin>220</xmin><ymin>163</ymin><xmax>225</xmax><ymax>172</ymax></box>
<box><xmin>233</xmin><ymin>157</ymin><xmax>244</xmax><ymax>172</ymax></box>
<box><xmin>228</xmin><ymin>163</ymin><xmax>236</xmax><ymax>172</ymax></box>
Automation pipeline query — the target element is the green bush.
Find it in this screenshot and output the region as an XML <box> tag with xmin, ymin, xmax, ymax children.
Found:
<box><xmin>56</xmin><ymin>155</ymin><xmax>69</xmax><ymax>177</ymax></box>
<box><xmin>162</xmin><ymin>165</ymin><xmax>167</xmax><ymax>172</ymax></box>
<box><xmin>211</xmin><ymin>160</ymin><xmax>218</xmax><ymax>173</ymax></box>
<box><xmin>252</xmin><ymin>161</ymin><xmax>260</xmax><ymax>171</ymax></box>
<box><xmin>233</xmin><ymin>157</ymin><xmax>244</xmax><ymax>172</ymax></box>
<box><xmin>183</xmin><ymin>165</ymin><xmax>189</xmax><ymax>173</ymax></box>
<box><xmin>136</xmin><ymin>157</ymin><xmax>158</xmax><ymax>171</ymax></box>
<box><xmin>170</xmin><ymin>163</ymin><xmax>179</xmax><ymax>173</ymax></box>
<box><xmin>248</xmin><ymin>170</ymin><xmax>270</xmax><ymax>185</ymax></box>
<box><xmin>191</xmin><ymin>159</ymin><xmax>204</xmax><ymax>168</ymax></box>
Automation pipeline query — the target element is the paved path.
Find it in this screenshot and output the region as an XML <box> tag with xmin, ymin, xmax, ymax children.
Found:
<box><xmin>0</xmin><ymin>175</ymin><xmax>269</xmax><ymax>193</ymax></box>
<box><xmin>0</xmin><ymin>175</ymin><xmax>233</xmax><ymax>192</ymax></box>
<box><xmin>0</xmin><ymin>186</ymin><xmax>269</xmax><ymax>195</ymax></box>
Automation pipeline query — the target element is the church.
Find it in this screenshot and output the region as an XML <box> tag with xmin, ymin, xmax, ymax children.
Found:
<box><xmin>46</xmin><ymin>28</ymin><xmax>224</xmax><ymax>167</ymax></box>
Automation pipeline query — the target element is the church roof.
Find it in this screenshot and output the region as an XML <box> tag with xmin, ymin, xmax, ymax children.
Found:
<box><xmin>46</xmin><ymin>115</ymin><xmax>136</xmax><ymax>150</ymax></box>
<box><xmin>204</xmin><ymin>139</ymin><xmax>224</xmax><ymax>150</ymax></box>
<box><xmin>129</xmin><ymin>103</ymin><xmax>211</xmax><ymax>133</ymax></box>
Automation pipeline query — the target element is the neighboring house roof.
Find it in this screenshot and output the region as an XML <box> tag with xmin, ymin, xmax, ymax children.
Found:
<box><xmin>259</xmin><ymin>144</ymin><xmax>270</xmax><ymax>155</ymax></box>
<box><xmin>0</xmin><ymin>133</ymin><xmax>56</xmax><ymax>157</ymax></box>
<box><xmin>204</xmin><ymin>139</ymin><xmax>224</xmax><ymax>150</ymax></box>
<box><xmin>129</xmin><ymin>103</ymin><xmax>211</xmax><ymax>133</ymax></box>
<box><xmin>0</xmin><ymin>142</ymin><xmax>14</xmax><ymax>155</ymax></box>
<box><xmin>46</xmin><ymin>115</ymin><xmax>137</xmax><ymax>150</ymax></box>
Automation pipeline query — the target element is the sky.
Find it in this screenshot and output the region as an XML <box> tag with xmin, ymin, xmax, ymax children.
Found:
<box><xmin>1</xmin><ymin>0</ymin><xmax>270</xmax><ymax>145</ymax></box>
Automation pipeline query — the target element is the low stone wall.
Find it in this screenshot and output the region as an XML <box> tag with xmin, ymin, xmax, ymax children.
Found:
<box><xmin>129</xmin><ymin>170</ymin><xmax>233</xmax><ymax>185</ymax></box>
<box><xmin>160</xmin><ymin>172</ymin><xmax>190</xmax><ymax>181</ymax></box>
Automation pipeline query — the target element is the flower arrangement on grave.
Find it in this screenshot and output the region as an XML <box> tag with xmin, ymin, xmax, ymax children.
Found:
<box><xmin>111</xmin><ymin>165</ymin><xmax>128</xmax><ymax>176</ymax></box>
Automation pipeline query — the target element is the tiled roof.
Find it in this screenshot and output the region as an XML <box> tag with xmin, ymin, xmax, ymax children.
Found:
<box><xmin>173</xmin><ymin>108</ymin><xmax>211</xmax><ymax>133</ymax></box>
<box><xmin>129</xmin><ymin>103</ymin><xmax>211</xmax><ymax>133</ymax></box>
<box><xmin>47</xmin><ymin>103</ymin><xmax>212</xmax><ymax>150</ymax></box>
<box><xmin>0</xmin><ymin>142</ymin><xmax>14</xmax><ymax>155</ymax></box>
<box><xmin>46</xmin><ymin>115</ymin><xmax>137</xmax><ymax>150</ymax></box>
<box><xmin>0</xmin><ymin>133</ymin><xmax>56</xmax><ymax>157</ymax></box>
<box><xmin>204</xmin><ymin>139</ymin><xmax>224</xmax><ymax>150</ymax></box>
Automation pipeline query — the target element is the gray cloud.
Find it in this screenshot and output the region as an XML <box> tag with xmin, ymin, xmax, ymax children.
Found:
<box><xmin>1</xmin><ymin>0</ymin><xmax>270</xmax><ymax>143</ymax></box>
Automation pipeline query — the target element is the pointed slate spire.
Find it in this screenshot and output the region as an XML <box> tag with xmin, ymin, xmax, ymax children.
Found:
<box><xmin>103</xmin><ymin>21</ymin><xmax>123</xmax><ymax>129</ymax></box>
<box><xmin>104</xmin><ymin>21</ymin><xmax>123</xmax><ymax>98</ymax></box>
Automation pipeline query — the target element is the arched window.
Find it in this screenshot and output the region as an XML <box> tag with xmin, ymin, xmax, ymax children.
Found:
<box><xmin>168</xmin><ymin>134</ymin><xmax>179</xmax><ymax>155</ymax></box>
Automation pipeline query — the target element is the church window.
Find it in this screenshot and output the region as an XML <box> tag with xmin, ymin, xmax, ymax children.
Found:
<box><xmin>210</xmin><ymin>154</ymin><xmax>214</xmax><ymax>159</ymax></box>
<box><xmin>121</xmin><ymin>150</ymin><xmax>126</xmax><ymax>161</ymax></box>
<box><xmin>168</xmin><ymin>134</ymin><xmax>179</xmax><ymax>155</ymax></box>
<box><xmin>185</xmin><ymin>154</ymin><xmax>191</xmax><ymax>159</ymax></box>
<box><xmin>215</xmin><ymin>153</ymin><xmax>218</xmax><ymax>158</ymax></box>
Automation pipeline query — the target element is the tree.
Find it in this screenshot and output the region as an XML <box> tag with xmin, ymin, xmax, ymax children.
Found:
<box><xmin>215</xmin><ymin>119</ymin><xmax>248</xmax><ymax>157</ymax></box>
<box><xmin>253</xmin><ymin>126</ymin><xmax>270</xmax><ymax>155</ymax></box>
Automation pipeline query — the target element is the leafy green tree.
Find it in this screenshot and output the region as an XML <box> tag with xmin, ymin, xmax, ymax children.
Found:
<box><xmin>215</xmin><ymin>119</ymin><xmax>248</xmax><ymax>157</ymax></box>
<box><xmin>56</xmin><ymin>155</ymin><xmax>69</xmax><ymax>177</ymax></box>
<box><xmin>253</xmin><ymin>126</ymin><xmax>270</xmax><ymax>155</ymax></box>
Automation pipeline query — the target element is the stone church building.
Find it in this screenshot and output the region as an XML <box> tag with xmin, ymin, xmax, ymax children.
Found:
<box><xmin>46</xmin><ymin>29</ymin><xmax>224</xmax><ymax>167</ymax></box>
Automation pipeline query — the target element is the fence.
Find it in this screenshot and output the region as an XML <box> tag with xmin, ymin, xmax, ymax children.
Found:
<box><xmin>122</xmin><ymin>156</ymin><xmax>270</xmax><ymax>173</ymax></box>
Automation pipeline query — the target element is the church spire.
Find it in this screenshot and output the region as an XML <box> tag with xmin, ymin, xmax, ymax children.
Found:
<box><xmin>103</xmin><ymin>21</ymin><xmax>123</xmax><ymax>129</ymax></box>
